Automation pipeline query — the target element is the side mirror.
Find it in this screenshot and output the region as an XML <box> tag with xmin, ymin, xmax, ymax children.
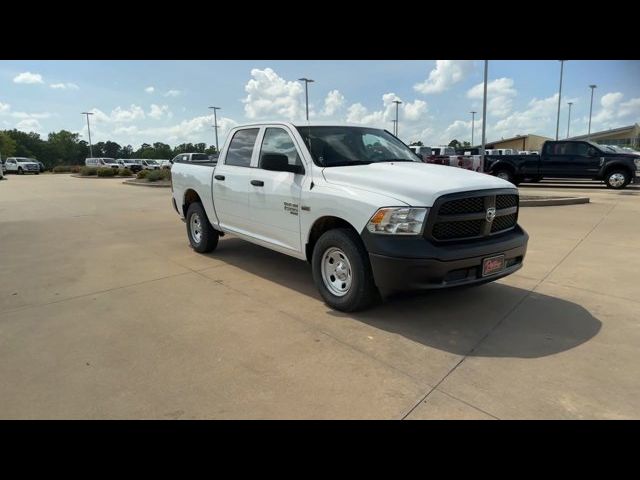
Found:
<box><xmin>261</xmin><ymin>153</ymin><xmax>304</xmax><ymax>174</ymax></box>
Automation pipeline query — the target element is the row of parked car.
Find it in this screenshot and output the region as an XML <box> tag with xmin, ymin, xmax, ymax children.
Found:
<box><xmin>85</xmin><ymin>153</ymin><xmax>217</xmax><ymax>173</ymax></box>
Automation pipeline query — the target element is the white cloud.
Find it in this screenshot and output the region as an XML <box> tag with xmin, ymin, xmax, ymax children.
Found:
<box><xmin>321</xmin><ymin>90</ymin><xmax>345</xmax><ymax>116</ymax></box>
<box><xmin>16</xmin><ymin>118</ymin><xmax>42</xmax><ymax>132</ymax></box>
<box><xmin>587</xmin><ymin>92</ymin><xmax>640</xmax><ymax>132</ymax></box>
<box><xmin>50</xmin><ymin>82</ymin><xmax>79</xmax><ymax>90</ymax></box>
<box><xmin>414</xmin><ymin>60</ymin><xmax>473</xmax><ymax>94</ymax></box>
<box><xmin>10</xmin><ymin>111</ymin><xmax>52</xmax><ymax>119</ymax></box>
<box><xmin>148</xmin><ymin>104</ymin><xmax>172</xmax><ymax>120</ymax></box>
<box><xmin>467</xmin><ymin>77</ymin><xmax>517</xmax><ymax>117</ymax></box>
<box><xmin>403</xmin><ymin>99</ymin><xmax>428</xmax><ymax>121</ymax></box>
<box><xmin>164</xmin><ymin>89</ymin><xmax>181</xmax><ymax>97</ymax></box>
<box><xmin>490</xmin><ymin>93</ymin><xmax>560</xmax><ymax>139</ymax></box>
<box><xmin>243</xmin><ymin>68</ymin><xmax>306</xmax><ymax>120</ymax></box>
<box><xmin>0</xmin><ymin>102</ymin><xmax>10</xmax><ymax>113</ymax></box>
<box><xmin>13</xmin><ymin>72</ymin><xmax>44</xmax><ymax>84</ymax></box>
<box><xmin>89</xmin><ymin>105</ymin><xmax>145</xmax><ymax>123</ymax></box>
<box><xmin>145</xmin><ymin>86</ymin><xmax>155</xmax><ymax>94</ymax></box>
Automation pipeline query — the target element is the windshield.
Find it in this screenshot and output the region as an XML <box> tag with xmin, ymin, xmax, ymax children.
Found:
<box><xmin>295</xmin><ymin>126</ymin><xmax>420</xmax><ymax>167</ymax></box>
<box><xmin>145</xmin><ymin>160</ymin><xmax>158</xmax><ymax>165</ymax></box>
<box><xmin>103</xmin><ymin>158</ymin><xmax>117</xmax><ymax>164</ymax></box>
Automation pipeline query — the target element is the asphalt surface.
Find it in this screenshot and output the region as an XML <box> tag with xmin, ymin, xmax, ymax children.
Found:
<box><xmin>1</xmin><ymin>174</ymin><xmax>639</xmax><ymax>419</ymax></box>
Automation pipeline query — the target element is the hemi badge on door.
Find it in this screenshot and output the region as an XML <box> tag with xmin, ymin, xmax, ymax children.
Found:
<box><xmin>301</xmin><ymin>206</ymin><xmax>311</xmax><ymax>212</ymax></box>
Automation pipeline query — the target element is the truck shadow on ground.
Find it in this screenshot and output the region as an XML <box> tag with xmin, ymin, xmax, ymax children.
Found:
<box><xmin>211</xmin><ymin>237</ymin><xmax>602</xmax><ymax>359</ymax></box>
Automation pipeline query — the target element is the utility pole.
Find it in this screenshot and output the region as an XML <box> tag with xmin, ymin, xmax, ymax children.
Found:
<box><xmin>298</xmin><ymin>78</ymin><xmax>314</xmax><ymax>121</ymax></box>
<box><xmin>470</xmin><ymin>111</ymin><xmax>477</xmax><ymax>145</ymax></box>
<box><xmin>588</xmin><ymin>84</ymin><xmax>597</xmax><ymax>139</ymax></box>
<box><xmin>208</xmin><ymin>106</ymin><xmax>221</xmax><ymax>152</ymax></box>
<box><xmin>555</xmin><ymin>60</ymin><xmax>566</xmax><ymax>141</ymax></box>
<box><xmin>391</xmin><ymin>119</ymin><xmax>397</xmax><ymax>136</ymax></box>
<box><xmin>481</xmin><ymin>60</ymin><xmax>488</xmax><ymax>159</ymax></box>
<box><xmin>566</xmin><ymin>102</ymin><xmax>573</xmax><ymax>138</ymax></box>
<box><xmin>81</xmin><ymin>112</ymin><xmax>94</xmax><ymax>157</ymax></box>
<box><xmin>392</xmin><ymin>100</ymin><xmax>402</xmax><ymax>136</ymax></box>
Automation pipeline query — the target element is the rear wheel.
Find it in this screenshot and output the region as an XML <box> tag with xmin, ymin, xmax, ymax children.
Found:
<box><xmin>186</xmin><ymin>202</ymin><xmax>219</xmax><ymax>253</ymax></box>
<box><xmin>312</xmin><ymin>228</ymin><xmax>379</xmax><ymax>312</ymax></box>
<box><xmin>18</xmin><ymin>167</ymin><xmax>23</xmax><ymax>175</ymax></box>
<box><xmin>604</xmin><ymin>170</ymin><xmax>630</xmax><ymax>189</ymax></box>
<box><xmin>494</xmin><ymin>168</ymin><xmax>519</xmax><ymax>185</ymax></box>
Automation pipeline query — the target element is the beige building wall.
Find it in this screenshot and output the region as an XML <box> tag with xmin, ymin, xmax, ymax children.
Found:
<box><xmin>488</xmin><ymin>134</ymin><xmax>551</xmax><ymax>152</ymax></box>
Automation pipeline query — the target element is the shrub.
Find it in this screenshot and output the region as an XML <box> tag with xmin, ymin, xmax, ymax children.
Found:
<box><xmin>118</xmin><ymin>168</ymin><xmax>133</xmax><ymax>177</ymax></box>
<box><xmin>146</xmin><ymin>170</ymin><xmax>164</xmax><ymax>182</ymax></box>
<box><xmin>71</xmin><ymin>165</ymin><xmax>81</xmax><ymax>173</ymax></box>
<box><xmin>161</xmin><ymin>169</ymin><xmax>171</xmax><ymax>180</ymax></box>
<box><xmin>80</xmin><ymin>166</ymin><xmax>98</xmax><ymax>176</ymax></box>
<box><xmin>97</xmin><ymin>167</ymin><xmax>116</xmax><ymax>177</ymax></box>
<box><xmin>137</xmin><ymin>169</ymin><xmax>149</xmax><ymax>179</ymax></box>
<box><xmin>53</xmin><ymin>165</ymin><xmax>71</xmax><ymax>173</ymax></box>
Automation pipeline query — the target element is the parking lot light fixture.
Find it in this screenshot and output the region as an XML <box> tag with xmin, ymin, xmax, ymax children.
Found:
<box><xmin>393</xmin><ymin>100</ymin><xmax>402</xmax><ymax>136</ymax></box>
<box><xmin>566</xmin><ymin>102</ymin><xmax>573</xmax><ymax>138</ymax></box>
<box><xmin>81</xmin><ymin>112</ymin><xmax>94</xmax><ymax>158</ymax></box>
<box><xmin>555</xmin><ymin>60</ymin><xmax>566</xmax><ymax>141</ymax></box>
<box><xmin>208</xmin><ymin>106</ymin><xmax>221</xmax><ymax>153</ymax></box>
<box><xmin>588</xmin><ymin>85</ymin><xmax>597</xmax><ymax>139</ymax></box>
<box><xmin>298</xmin><ymin>78</ymin><xmax>314</xmax><ymax>121</ymax></box>
<box><xmin>470</xmin><ymin>111</ymin><xmax>477</xmax><ymax>146</ymax></box>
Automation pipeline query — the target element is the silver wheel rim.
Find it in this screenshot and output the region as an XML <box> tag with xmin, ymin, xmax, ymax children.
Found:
<box><xmin>496</xmin><ymin>171</ymin><xmax>510</xmax><ymax>181</ymax></box>
<box><xmin>321</xmin><ymin>247</ymin><xmax>353</xmax><ymax>297</ymax></box>
<box><xmin>190</xmin><ymin>213</ymin><xmax>202</xmax><ymax>244</ymax></box>
<box><xmin>608</xmin><ymin>173</ymin><xmax>625</xmax><ymax>188</ymax></box>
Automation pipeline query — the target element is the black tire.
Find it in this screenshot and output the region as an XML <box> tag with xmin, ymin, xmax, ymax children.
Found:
<box><xmin>604</xmin><ymin>170</ymin><xmax>630</xmax><ymax>189</ymax></box>
<box><xmin>18</xmin><ymin>168</ymin><xmax>23</xmax><ymax>175</ymax></box>
<box><xmin>493</xmin><ymin>168</ymin><xmax>516</xmax><ymax>185</ymax></box>
<box><xmin>312</xmin><ymin>228</ymin><xmax>379</xmax><ymax>312</ymax></box>
<box><xmin>527</xmin><ymin>176</ymin><xmax>542</xmax><ymax>183</ymax></box>
<box><xmin>186</xmin><ymin>202</ymin><xmax>219</xmax><ymax>253</ymax></box>
<box><xmin>35</xmin><ymin>172</ymin><xmax>40</xmax><ymax>175</ymax></box>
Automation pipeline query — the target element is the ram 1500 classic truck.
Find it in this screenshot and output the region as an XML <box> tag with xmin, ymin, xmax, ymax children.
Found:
<box><xmin>171</xmin><ymin>122</ymin><xmax>529</xmax><ymax>311</ymax></box>
<box><xmin>485</xmin><ymin>139</ymin><xmax>640</xmax><ymax>188</ymax></box>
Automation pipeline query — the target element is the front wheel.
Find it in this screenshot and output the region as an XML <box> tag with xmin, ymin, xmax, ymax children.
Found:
<box><xmin>494</xmin><ymin>168</ymin><xmax>519</xmax><ymax>185</ymax></box>
<box><xmin>186</xmin><ymin>202</ymin><xmax>219</xmax><ymax>253</ymax></box>
<box><xmin>604</xmin><ymin>170</ymin><xmax>630</xmax><ymax>189</ymax></box>
<box><xmin>312</xmin><ymin>228</ymin><xmax>379</xmax><ymax>312</ymax></box>
<box><xmin>18</xmin><ymin>168</ymin><xmax>23</xmax><ymax>175</ymax></box>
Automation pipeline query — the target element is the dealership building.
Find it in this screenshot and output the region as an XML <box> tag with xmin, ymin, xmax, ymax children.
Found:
<box><xmin>471</xmin><ymin>123</ymin><xmax>640</xmax><ymax>152</ymax></box>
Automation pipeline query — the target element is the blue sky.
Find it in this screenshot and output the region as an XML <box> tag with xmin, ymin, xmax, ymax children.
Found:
<box><xmin>1</xmin><ymin>60</ymin><xmax>639</xmax><ymax>148</ymax></box>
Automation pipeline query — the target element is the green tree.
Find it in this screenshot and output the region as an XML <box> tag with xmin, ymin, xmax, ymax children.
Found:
<box><xmin>103</xmin><ymin>141</ymin><xmax>121</xmax><ymax>158</ymax></box>
<box><xmin>48</xmin><ymin>130</ymin><xmax>81</xmax><ymax>166</ymax></box>
<box><xmin>152</xmin><ymin>142</ymin><xmax>173</xmax><ymax>159</ymax></box>
<box><xmin>448</xmin><ymin>139</ymin><xmax>461</xmax><ymax>149</ymax></box>
<box><xmin>408</xmin><ymin>140</ymin><xmax>423</xmax><ymax>146</ymax></box>
<box><xmin>0</xmin><ymin>132</ymin><xmax>17</xmax><ymax>158</ymax></box>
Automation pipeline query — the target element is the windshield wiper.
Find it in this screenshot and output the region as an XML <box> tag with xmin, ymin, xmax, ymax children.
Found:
<box><xmin>375</xmin><ymin>158</ymin><xmax>415</xmax><ymax>163</ymax></box>
<box><xmin>322</xmin><ymin>160</ymin><xmax>373</xmax><ymax>167</ymax></box>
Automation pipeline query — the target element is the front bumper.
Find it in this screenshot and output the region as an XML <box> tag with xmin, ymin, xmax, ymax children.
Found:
<box><xmin>362</xmin><ymin>226</ymin><xmax>528</xmax><ymax>292</ymax></box>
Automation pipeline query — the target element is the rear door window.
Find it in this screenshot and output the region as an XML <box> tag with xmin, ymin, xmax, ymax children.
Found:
<box><xmin>225</xmin><ymin>129</ymin><xmax>259</xmax><ymax>167</ymax></box>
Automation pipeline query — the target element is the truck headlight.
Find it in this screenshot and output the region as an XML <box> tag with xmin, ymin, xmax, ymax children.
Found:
<box><xmin>366</xmin><ymin>207</ymin><xmax>428</xmax><ymax>235</ymax></box>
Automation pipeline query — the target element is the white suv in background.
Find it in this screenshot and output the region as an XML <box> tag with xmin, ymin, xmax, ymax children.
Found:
<box><xmin>4</xmin><ymin>157</ymin><xmax>41</xmax><ymax>174</ymax></box>
<box><xmin>85</xmin><ymin>158</ymin><xmax>119</xmax><ymax>169</ymax></box>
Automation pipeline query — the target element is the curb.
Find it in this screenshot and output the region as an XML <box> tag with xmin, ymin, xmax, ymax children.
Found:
<box><xmin>122</xmin><ymin>180</ymin><xmax>171</xmax><ymax>188</ymax></box>
<box><xmin>520</xmin><ymin>196</ymin><xmax>590</xmax><ymax>207</ymax></box>
<box><xmin>71</xmin><ymin>174</ymin><xmax>127</xmax><ymax>179</ymax></box>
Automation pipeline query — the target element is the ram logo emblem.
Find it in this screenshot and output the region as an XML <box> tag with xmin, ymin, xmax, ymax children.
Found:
<box><xmin>486</xmin><ymin>207</ymin><xmax>496</xmax><ymax>222</ymax></box>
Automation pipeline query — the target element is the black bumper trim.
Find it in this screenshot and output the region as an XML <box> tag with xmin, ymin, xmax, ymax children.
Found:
<box><xmin>362</xmin><ymin>226</ymin><xmax>528</xmax><ymax>292</ymax></box>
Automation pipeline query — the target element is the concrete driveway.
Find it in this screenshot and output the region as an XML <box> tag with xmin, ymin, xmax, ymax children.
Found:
<box><xmin>1</xmin><ymin>174</ymin><xmax>638</xmax><ymax>419</ymax></box>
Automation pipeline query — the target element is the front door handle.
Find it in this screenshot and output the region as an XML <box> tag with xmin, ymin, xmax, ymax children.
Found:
<box><xmin>250</xmin><ymin>180</ymin><xmax>264</xmax><ymax>187</ymax></box>
<box><xmin>214</xmin><ymin>175</ymin><xmax>225</xmax><ymax>181</ymax></box>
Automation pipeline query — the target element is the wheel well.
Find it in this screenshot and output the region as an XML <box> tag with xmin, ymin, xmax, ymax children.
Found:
<box><xmin>305</xmin><ymin>216</ymin><xmax>358</xmax><ymax>262</ymax></box>
<box><xmin>182</xmin><ymin>189</ymin><xmax>202</xmax><ymax>217</ymax></box>
<box><xmin>491</xmin><ymin>162</ymin><xmax>515</xmax><ymax>174</ymax></box>
<box><xmin>603</xmin><ymin>164</ymin><xmax>632</xmax><ymax>178</ymax></box>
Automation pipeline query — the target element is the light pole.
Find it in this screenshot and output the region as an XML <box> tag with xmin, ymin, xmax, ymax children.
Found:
<box><xmin>555</xmin><ymin>60</ymin><xmax>566</xmax><ymax>141</ymax></box>
<box><xmin>298</xmin><ymin>78</ymin><xmax>314</xmax><ymax>121</ymax></box>
<box><xmin>393</xmin><ymin>100</ymin><xmax>402</xmax><ymax>136</ymax></box>
<box><xmin>481</xmin><ymin>60</ymin><xmax>488</xmax><ymax>158</ymax></box>
<box><xmin>588</xmin><ymin>84</ymin><xmax>597</xmax><ymax>139</ymax></box>
<box><xmin>391</xmin><ymin>119</ymin><xmax>397</xmax><ymax>136</ymax></box>
<box><xmin>566</xmin><ymin>102</ymin><xmax>573</xmax><ymax>138</ymax></box>
<box><xmin>470</xmin><ymin>111</ymin><xmax>477</xmax><ymax>145</ymax></box>
<box><xmin>81</xmin><ymin>112</ymin><xmax>94</xmax><ymax>158</ymax></box>
<box><xmin>208</xmin><ymin>106</ymin><xmax>221</xmax><ymax>152</ymax></box>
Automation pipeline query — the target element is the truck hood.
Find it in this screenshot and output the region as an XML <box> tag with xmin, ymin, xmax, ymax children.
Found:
<box><xmin>321</xmin><ymin>162</ymin><xmax>515</xmax><ymax>206</ymax></box>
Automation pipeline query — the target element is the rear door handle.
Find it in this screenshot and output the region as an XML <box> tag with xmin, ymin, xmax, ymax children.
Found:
<box><xmin>250</xmin><ymin>180</ymin><xmax>264</xmax><ymax>187</ymax></box>
<box><xmin>214</xmin><ymin>175</ymin><xmax>225</xmax><ymax>181</ymax></box>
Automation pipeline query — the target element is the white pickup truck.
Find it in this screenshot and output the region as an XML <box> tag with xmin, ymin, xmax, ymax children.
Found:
<box><xmin>171</xmin><ymin>122</ymin><xmax>528</xmax><ymax>311</ymax></box>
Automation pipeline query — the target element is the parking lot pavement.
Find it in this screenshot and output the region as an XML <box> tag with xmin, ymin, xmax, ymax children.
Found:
<box><xmin>1</xmin><ymin>174</ymin><xmax>639</xmax><ymax>419</ymax></box>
